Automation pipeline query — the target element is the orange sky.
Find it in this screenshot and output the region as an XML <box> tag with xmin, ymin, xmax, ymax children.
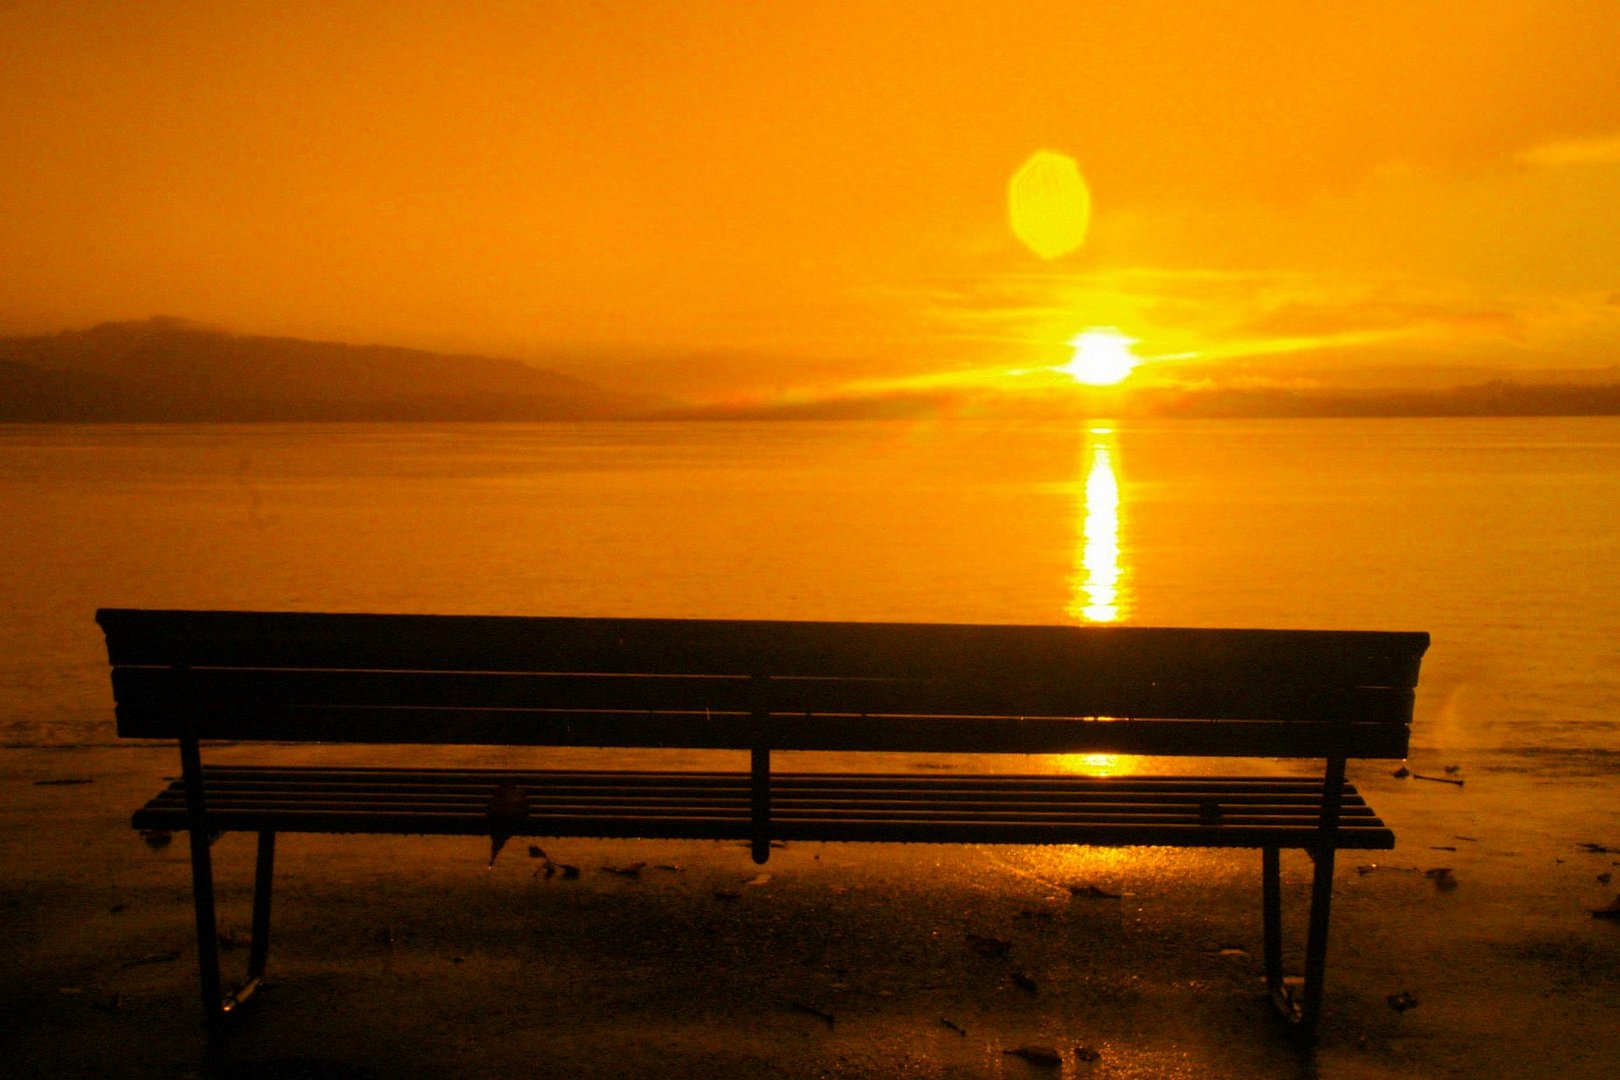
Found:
<box><xmin>3</xmin><ymin>1</ymin><xmax>1619</xmax><ymax>400</ymax></box>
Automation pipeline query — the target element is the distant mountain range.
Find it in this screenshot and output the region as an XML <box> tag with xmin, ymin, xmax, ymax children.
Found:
<box><xmin>4</xmin><ymin>318</ymin><xmax>1618</xmax><ymax>421</ymax></box>
<box><xmin>0</xmin><ymin>318</ymin><xmax>662</xmax><ymax>421</ymax></box>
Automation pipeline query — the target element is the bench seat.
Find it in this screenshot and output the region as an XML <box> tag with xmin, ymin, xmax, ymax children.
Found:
<box><xmin>132</xmin><ymin>766</ymin><xmax>1395</xmax><ymax>850</ymax></box>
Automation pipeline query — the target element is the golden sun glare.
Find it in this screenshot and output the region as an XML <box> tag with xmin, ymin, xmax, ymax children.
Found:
<box><xmin>1060</xmin><ymin>329</ymin><xmax>1139</xmax><ymax>386</ymax></box>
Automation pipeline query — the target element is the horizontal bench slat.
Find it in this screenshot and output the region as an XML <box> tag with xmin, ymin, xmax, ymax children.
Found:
<box><xmin>143</xmin><ymin>788</ymin><xmax>1383</xmax><ymax>810</ymax></box>
<box><xmin>140</xmin><ymin>791</ymin><xmax>1385</xmax><ymax>817</ymax></box>
<box><xmin>161</xmin><ymin>766</ymin><xmax>1365</xmax><ymax>792</ymax></box>
<box><xmin>144</xmin><ymin>805</ymin><xmax>1387</xmax><ymax>829</ymax></box>
<box><xmin>97</xmin><ymin>610</ymin><xmax>1428</xmax><ymax>687</ymax></box>
<box><xmin>131</xmin><ymin>768</ymin><xmax>1394</xmax><ymax>850</ymax></box>
<box><xmin>110</xmin><ymin>667</ymin><xmax>1418</xmax><ymax>725</ymax></box>
<box><xmin>113</xmin><ymin>705</ymin><xmax>1411</xmax><ymax>757</ymax></box>
<box><xmin>139</xmin><ymin>798</ymin><xmax>1386</xmax><ymax>824</ymax></box>
<box><xmin>129</xmin><ymin>807</ymin><xmax>1393</xmax><ymax>850</ymax></box>
<box><xmin>139</xmin><ymin>766</ymin><xmax>1381</xmax><ymax>807</ymax></box>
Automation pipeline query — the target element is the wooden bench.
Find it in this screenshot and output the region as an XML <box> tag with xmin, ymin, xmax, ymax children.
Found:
<box><xmin>98</xmin><ymin>608</ymin><xmax>1428</xmax><ymax>1032</ymax></box>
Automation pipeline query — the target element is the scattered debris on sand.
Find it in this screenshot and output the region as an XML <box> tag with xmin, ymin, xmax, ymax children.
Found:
<box><xmin>1424</xmin><ymin>867</ymin><xmax>1458</xmax><ymax>891</ymax></box>
<box><xmin>789</xmin><ymin>1001</ymin><xmax>835</xmax><ymax>1029</ymax></box>
<box><xmin>120</xmin><ymin>949</ymin><xmax>180</xmax><ymax>969</ymax></box>
<box><xmin>1067</xmin><ymin>883</ymin><xmax>1121</xmax><ymax>899</ymax></box>
<box><xmin>529</xmin><ymin>847</ymin><xmax>579</xmax><ymax>879</ymax></box>
<box><xmin>1356</xmin><ymin>863</ymin><xmax>1422</xmax><ymax>876</ymax></box>
<box><xmin>967</xmin><ymin>933</ymin><xmax>1013</xmax><ymax>958</ymax></box>
<box><xmin>1393</xmin><ymin>764</ymin><xmax>1464</xmax><ymax>785</ymax></box>
<box><xmin>1004</xmin><ymin>1045</ymin><xmax>1062</xmax><ymax>1067</ymax></box>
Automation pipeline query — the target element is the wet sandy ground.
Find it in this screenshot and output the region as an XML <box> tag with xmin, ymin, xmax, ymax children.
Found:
<box><xmin>3</xmin><ymin>746</ymin><xmax>1618</xmax><ymax>1079</ymax></box>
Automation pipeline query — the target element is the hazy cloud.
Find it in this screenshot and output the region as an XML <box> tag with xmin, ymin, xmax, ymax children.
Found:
<box><xmin>1517</xmin><ymin>133</ymin><xmax>1620</xmax><ymax>167</ymax></box>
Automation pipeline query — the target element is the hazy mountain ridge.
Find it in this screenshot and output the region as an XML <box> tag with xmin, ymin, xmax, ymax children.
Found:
<box><xmin>5</xmin><ymin>318</ymin><xmax>1618</xmax><ymax>421</ymax></box>
<box><xmin>0</xmin><ymin>318</ymin><xmax>663</xmax><ymax>421</ymax></box>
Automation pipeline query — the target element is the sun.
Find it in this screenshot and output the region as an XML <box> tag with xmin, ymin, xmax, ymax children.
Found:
<box><xmin>1060</xmin><ymin>328</ymin><xmax>1139</xmax><ymax>386</ymax></box>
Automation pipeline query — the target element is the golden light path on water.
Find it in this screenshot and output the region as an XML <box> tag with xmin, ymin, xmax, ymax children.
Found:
<box><xmin>1068</xmin><ymin>425</ymin><xmax>1126</xmax><ymax>624</ymax></box>
<box><xmin>1065</xmin><ymin>425</ymin><xmax>1133</xmax><ymax>781</ymax></box>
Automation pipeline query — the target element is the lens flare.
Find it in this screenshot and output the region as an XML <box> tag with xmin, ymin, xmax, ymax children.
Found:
<box><xmin>1009</xmin><ymin>151</ymin><xmax>1091</xmax><ymax>260</ymax></box>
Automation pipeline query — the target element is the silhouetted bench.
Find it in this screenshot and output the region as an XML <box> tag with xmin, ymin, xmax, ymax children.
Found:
<box><xmin>99</xmin><ymin>608</ymin><xmax>1427</xmax><ymax>1032</ymax></box>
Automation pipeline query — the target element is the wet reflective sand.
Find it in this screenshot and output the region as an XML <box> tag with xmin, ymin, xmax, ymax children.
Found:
<box><xmin>5</xmin><ymin>744</ymin><xmax>1616</xmax><ymax>1080</ymax></box>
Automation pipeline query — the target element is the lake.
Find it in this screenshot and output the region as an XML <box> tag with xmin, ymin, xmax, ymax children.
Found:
<box><xmin>2</xmin><ymin>417</ymin><xmax>1617</xmax><ymax>789</ymax></box>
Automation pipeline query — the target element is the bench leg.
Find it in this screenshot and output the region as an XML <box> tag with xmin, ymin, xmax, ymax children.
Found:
<box><xmin>185</xmin><ymin>828</ymin><xmax>277</xmax><ymax>1026</ymax></box>
<box><xmin>185</xmin><ymin>822</ymin><xmax>225</xmax><ymax>1024</ymax></box>
<box><xmin>750</xmin><ymin>745</ymin><xmax>772</xmax><ymax>866</ymax></box>
<box><xmin>1300</xmin><ymin>845</ymin><xmax>1336</xmax><ymax>1031</ymax></box>
<box><xmin>247</xmin><ymin>831</ymin><xmax>276</xmax><ymax>983</ymax></box>
<box><xmin>1262</xmin><ymin>847</ymin><xmax>1284</xmax><ymax>1000</ymax></box>
<box><xmin>1262</xmin><ymin>846</ymin><xmax>1335</xmax><ymax>1034</ymax></box>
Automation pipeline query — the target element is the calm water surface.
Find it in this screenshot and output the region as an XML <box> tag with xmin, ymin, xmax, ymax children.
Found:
<box><xmin>2</xmin><ymin>418</ymin><xmax>1616</xmax><ymax>779</ymax></box>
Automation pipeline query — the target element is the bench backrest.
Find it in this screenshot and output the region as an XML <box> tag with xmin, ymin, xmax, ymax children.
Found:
<box><xmin>98</xmin><ymin>609</ymin><xmax>1428</xmax><ymax>759</ymax></box>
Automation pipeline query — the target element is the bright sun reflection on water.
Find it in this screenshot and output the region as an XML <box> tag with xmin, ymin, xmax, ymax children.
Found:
<box><xmin>1061</xmin><ymin>425</ymin><xmax>1133</xmax><ymax>778</ymax></box>
<box><xmin>1067</xmin><ymin>425</ymin><xmax>1127</xmax><ymax>624</ymax></box>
